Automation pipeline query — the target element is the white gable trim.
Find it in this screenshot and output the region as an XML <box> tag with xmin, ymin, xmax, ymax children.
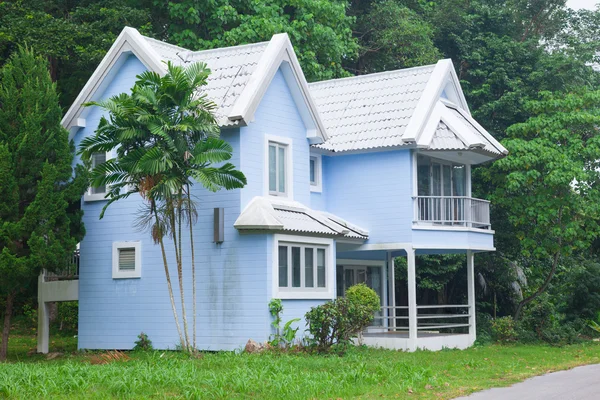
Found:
<box><xmin>227</xmin><ymin>33</ymin><xmax>328</xmax><ymax>143</ymax></box>
<box><xmin>402</xmin><ymin>59</ymin><xmax>471</xmax><ymax>145</ymax></box>
<box><xmin>62</xmin><ymin>27</ymin><xmax>166</xmax><ymax>140</ymax></box>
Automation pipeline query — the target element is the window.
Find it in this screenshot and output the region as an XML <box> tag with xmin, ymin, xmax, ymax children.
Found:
<box><xmin>84</xmin><ymin>152</ymin><xmax>109</xmax><ymax>201</ymax></box>
<box><xmin>309</xmin><ymin>154</ymin><xmax>322</xmax><ymax>192</ymax></box>
<box><xmin>112</xmin><ymin>241</ymin><xmax>141</xmax><ymax>279</ymax></box>
<box><xmin>269</xmin><ymin>141</ymin><xmax>287</xmax><ymax>196</ymax></box>
<box><xmin>276</xmin><ymin>239</ymin><xmax>330</xmax><ymax>299</ymax></box>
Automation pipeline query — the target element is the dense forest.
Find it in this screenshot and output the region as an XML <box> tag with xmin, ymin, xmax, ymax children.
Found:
<box><xmin>1</xmin><ymin>0</ymin><xmax>600</xmax><ymax>344</ymax></box>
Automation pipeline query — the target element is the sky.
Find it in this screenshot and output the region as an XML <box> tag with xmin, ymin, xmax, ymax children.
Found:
<box><xmin>566</xmin><ymin>0</ymin><xmax>597</xmax><ymax>10</ymax></box>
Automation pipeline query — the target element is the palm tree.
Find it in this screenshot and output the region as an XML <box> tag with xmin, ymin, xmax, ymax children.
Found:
<box><xmin>78</xmin><ymin>61</ymin><xmax>246</xmax><ymax>352</ymax></box>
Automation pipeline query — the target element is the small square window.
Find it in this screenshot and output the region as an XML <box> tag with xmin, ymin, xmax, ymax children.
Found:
<box><xmin>112</xmin><ymin>241</ymin><xmax>141</xmax><ymax>279</ymax></box>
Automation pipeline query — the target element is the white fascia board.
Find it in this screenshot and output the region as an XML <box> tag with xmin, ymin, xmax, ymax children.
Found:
<box><xmin>440</xmin><ymin>105</ymin><xmax>487</xmax><ymax>148</ymax></box>
<box><xmin>416</xmin><ymin>101</ymin><xmax>446</xmax><ymax>147</ymax></box>
<box><xmin>227</xmin><ymin>33</ymin><xmax>328</xmax><ymax>143</ymax></box>
<box><xmin>452</xmin><ymin>107</ymin><xmax>508</xmax><ymax>155</ymax></box>
<box><xmin>446</xmin><ymin>64</ymin><xmax>471</xmax><ymax>114</ymax></box>
<box><xmin>62</xmin><ymin>27</ymin><xmax>166</xmax><ymax>140</ymax></box>
<box><xmin>402</xmin><ymin>59</ymin><xmax>452</xmax><ymax>144</ymax></box>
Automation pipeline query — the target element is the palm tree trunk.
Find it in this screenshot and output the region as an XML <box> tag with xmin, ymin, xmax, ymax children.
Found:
<box><xmin>0</xmin><ymin>291</ymin><xmax>16</xmax><ymax>361</ymax></box>
<box><xmin>170</xmin><ymin>202</ymin><xmax>190</xmax><ymax>351</ymax></box>
<box><xmin>186</xmin><ymin>184</ymin><xmax>197</xmax><ymax>352</ymax></box>
<box><xmin>154</xmin><ymin>210</ymin><xmax>185</xmax><ymax>350</ymax></box>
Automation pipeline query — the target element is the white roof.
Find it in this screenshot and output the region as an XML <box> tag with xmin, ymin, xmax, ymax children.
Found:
<box><xmin>309</xmin><ymin>60</ymin><xmax>507</xmax><ymax>159</ymax></box>
<box><xmin>309</xmin><ymin>64</ymin><xmax>435</xmax><ymax>152</ymax></box>
<box><xmin>62</xmin><ymin>27</ymin><xmax>327</xmax><ymax>143</ymax></box>
<box><xmin>234</xmin><ymin>197</ymin><xmax>368</xmax><ymax>240</ymax></box>
<box><xmin>144</xmin><ymin>37</ymin><xmax>269</xmax><ymax>127</ymax></box>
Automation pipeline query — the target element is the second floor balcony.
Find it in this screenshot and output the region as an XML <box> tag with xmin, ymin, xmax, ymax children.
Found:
<box><xmin>414</xmin><ymin>153</ymin><xmax>491</xmax><ymax>230</ymax></box>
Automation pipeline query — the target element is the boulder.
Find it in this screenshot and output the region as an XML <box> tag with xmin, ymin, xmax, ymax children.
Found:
<box><xmin>244</xmin><ymin>339</ymin><xmax>265</xmax><ymax>353</ymax></box>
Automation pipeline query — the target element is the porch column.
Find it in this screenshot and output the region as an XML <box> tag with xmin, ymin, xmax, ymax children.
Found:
<box><xmin>467</xmin><ymin>250</ymin><xmax>476</xmax><ymax>343</ymax></box>
<box><xmin>37</xmin><ymin>271</ymin><xmax>49</xmax><ymax>354</ymax></box>
<box><xmin>407</xmin><ymin>247</ymin><xmax>417</xmax><ymax>351</ymax></box>
<box><xmin>387</xmin><ymin>252</ymin><xmax>395</xmax><ymax>330</ymax></box>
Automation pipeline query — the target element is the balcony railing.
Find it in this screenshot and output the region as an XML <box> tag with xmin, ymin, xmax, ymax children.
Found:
<box><xmin>413</xmin><ymin>196</ymin><xmax>491</xmax><ymax>229</ymax></box>
<box><xmin>44</xmin><ymin>249</ymin><xmax>80</xmax><ymax>281</ymax></box>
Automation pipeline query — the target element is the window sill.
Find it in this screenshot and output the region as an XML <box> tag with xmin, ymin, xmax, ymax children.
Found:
<box><xmin>84</xmin><ymin>193</ymin><xmax>108</xmax><ymax>202</ymax></box>
<box><xmin>274</xmin><ymin>289</ymin><xmax>334</xmax><ymax>300</ymax></box>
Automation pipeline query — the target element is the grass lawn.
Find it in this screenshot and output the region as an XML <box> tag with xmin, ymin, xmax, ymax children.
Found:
<box><xmin>1</xmin><ymin>323</ymin><xmax>599</xmax><ymax>399</ymax></box>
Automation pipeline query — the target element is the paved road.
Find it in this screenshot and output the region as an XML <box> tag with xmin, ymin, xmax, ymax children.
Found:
<box><xmin>455</xmin><ymin>364</ymin><xmax>600</xmax><ymax>400</ymax></box>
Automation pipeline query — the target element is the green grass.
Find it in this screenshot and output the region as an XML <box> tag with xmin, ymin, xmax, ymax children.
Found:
<box><xmin>1</xmin><ymin>325</ymin><xmax>599</xmax><ymax>399</ymax></box>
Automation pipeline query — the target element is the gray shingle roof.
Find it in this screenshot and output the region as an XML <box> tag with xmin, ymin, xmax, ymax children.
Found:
<box><xmin>144</xmin><ymin>37</ymin><xmax>269</xmax><ymax>127</ymax></box>
<box><xmin>308</xmin><ymin>65</ymin><xmax>436</xmax><ymax>152</ymax></box>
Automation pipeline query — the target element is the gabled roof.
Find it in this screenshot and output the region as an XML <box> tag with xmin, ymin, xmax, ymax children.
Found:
<box><xmin>63</xmin><ymin>27</ymin><xmax>327</xmax><ymax>142</ymax></box>
<box><xmin>309</xmin><ymin>59</ymin><xmax>507</xmax><ymax>161</ymax></box>
<box><xmin>234</xmin><ymin>197</ymin><xmax>368</xmax><ymax>240</ymax></box>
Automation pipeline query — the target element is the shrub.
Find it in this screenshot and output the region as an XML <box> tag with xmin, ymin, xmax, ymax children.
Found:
<box><xmin>305</xmin><ymin>297</ymin><xmax>375</xmax><ymax>352</ymax></box>
<box><xmin>268</xmin><ymin>298</ymin><xmax>300</xmax><ymax>348</ymax></box>
<box><xmin>475</xmin><ymin>312</ymin><xmax>493</xmax><ymax>345</ymax></box>
<box><xmin>134</xmin><ymin>332</ymin><xmax>153</xmax><ymax>351</ymax></box>
<box><xmin>345</xmin><ymin>283</ymin><xmax>380</xmax><ymax>314</ymax></box>
<box><xmin>57</xmin><ymin>302</ymin><xmax>78</xmax><ymax>333</ymax></box>
<box><xmin>491</xmin><ymin>316</ymin><xmax>517</xmax><ymax>342</ymax></box>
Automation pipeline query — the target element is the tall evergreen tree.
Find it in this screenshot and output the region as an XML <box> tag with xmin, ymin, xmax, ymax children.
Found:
<box><xmin>0</xmin><ymin>47</ymin><xmax>87</xmax><ymax>361</ymax></box>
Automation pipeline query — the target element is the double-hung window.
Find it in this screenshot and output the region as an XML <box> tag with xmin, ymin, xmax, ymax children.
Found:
<box><xmin>84</xmin><ymin>152</ymin><xmax>109</xmax><ymax>201</ymax></box>
<box><xmin>278</xmin><ymin>242</ymin><xmax>327</xmax><ymax>291</ymax></box>
<box><xmin>268</xmin><ymin>141</ymin><xmax>287</xmax><ymax>196</ymax></box>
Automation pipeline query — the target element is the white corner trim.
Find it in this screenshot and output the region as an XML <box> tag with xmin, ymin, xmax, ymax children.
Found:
<box><xmin>62</xmin><ymin>27</ymin><xmax>166</xmax><ymax>139</ymax></box>
<box><xmin>402</xmin><ymin>59</ymin><xmax>452</xmax><ymax>143</ymax></box>
<box><xmin>227</xmin><ymin>33</ymin><xmax>328</xmax><ymax>142</ymax></box>
<box><xmin>272</xmin><ymin>234</ymin><xmax>335</xmax><ymax>300</ymax></box>
<box><xmin>112</xmin><ymin>241</ymin><xmax>142</xmax><ymax>279</ymax></box>
<box><xmin>309</xmin><ymin>153</ymin><xmax>323</xmax><ymax>193</ymax></box>
<box><xmin>264</xmin><ymin>134</ymin><xmax>294</xmax><ymax>200</ymax></box>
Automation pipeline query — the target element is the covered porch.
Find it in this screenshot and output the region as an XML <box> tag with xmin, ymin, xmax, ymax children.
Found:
<box><xmin>337</xmin><ymin>246</ymin><xmax>477</xmax><ymax>352</ymax></box>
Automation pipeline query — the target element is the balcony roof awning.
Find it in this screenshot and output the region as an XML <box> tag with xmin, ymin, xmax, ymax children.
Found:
<box><xmin>234</xmin><ymin>197</ymin><xmax>368</xmax><ymax>240</ymax></box>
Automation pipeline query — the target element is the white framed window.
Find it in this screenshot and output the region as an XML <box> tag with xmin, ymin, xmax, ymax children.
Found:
<box><xmin>264</xmin><ymin>135</ymin><xmax>293</xmax><ymax>199</ymax></box>
<box><xmin>84</xmin><ymin>151</ymin><xmax>110</xmax><ymax>202</ymax></box>
<box><xmin>112</xmin><ymin>241</ymin><xmax>141</xmax><ymax>279</ymax></box>
<box><xmin>309</xmin><ymin>153</ymin><xmax>322</xmax><ymax>193</ymax></box>
<box><xmin>272</xmin><ymin>234</ymin><xmax>334</xmax><ymax>299</ymax></box>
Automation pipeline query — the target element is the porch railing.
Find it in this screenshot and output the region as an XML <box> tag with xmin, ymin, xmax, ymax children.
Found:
<box><xmin>44</xmin><ymin>250</ymin><xmax>80</xmax><ymax>281</ymax></box>
<box><xmin>413</xmin><ymin>196</ymin><xmax>491</xmax><ymax>229</ymax></box>
<box><xmin>372</xmin><ymin>305</ymin><xmax>471</xmax><ymax>331</ymax></box>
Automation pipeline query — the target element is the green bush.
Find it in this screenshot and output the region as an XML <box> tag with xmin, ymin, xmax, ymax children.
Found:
<box><xmin>345</xmin><ymin>283</ymin><xmax>380</xmax><ymax>314</ymax></box>
<box><xmin>134</xmin><ymin>332</ymin><xmax>154</xmax><ymax>351</ymax></box>
<box><xmin>57</xmin><ymin>302</ymin><xmax>78</xmax><ymax>333</ymax></box>
<box><xmin>305</xmin><ymin>297</ymin><xmax>375</xmax><ymax>353</ymax></box>
<box><xmin>268</xmin><ymin>298</ymin><xmax>300</xmax><ymax>348</ymax></box>
<box><xmin>475</xmin><ymin>312</ymin><xmax>493</xmax><ymax>345</ymax></box>
<box><xmin>491</xmin><ymin>316</ymin><xmax>517</xmax><ymax>342</ymax></box>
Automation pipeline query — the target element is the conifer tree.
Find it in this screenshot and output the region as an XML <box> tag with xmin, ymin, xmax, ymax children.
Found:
<box><xmin>0</xmin><ymin>47</ymin><xmax>87</xmax><ymax>361</ymax></box>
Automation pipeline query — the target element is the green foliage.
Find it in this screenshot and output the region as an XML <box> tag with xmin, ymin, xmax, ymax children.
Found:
<box><xmin>133</xmin><ymin>332</ymin><xmax>154</xmax><ymax>351</ymax></box>
<box><xmin>491</xmin><ymin>316</ymin><xmax>517</xmax><ymax>342</ymax></box>
<box><xmin>562</xmin><ymin>259</ymin><xmax>600</xmax><ymax>322</ymax></box>
<box><xmin>268</xmin><ymin>299</ymin><xmax>300</xmax><ymax>347</ymax></box>
<box><xmin>345</xmin><ymin>283</ymin><xmax>380</xmax><ymax>314</ymax></box>
<box><xmin>0</xmin><ymin>46</ymin><xmax>87</xmax><ymax>359</ymax></box>
<box><xmin>352</xmin><ymin>0</ymin><xmax>440</xmax><ymax>73</ymax></box>
<box><xmin>57</xmin><ymin>302</ymin><xmax>78</xmax><ymax>333</ymax></box>
<box><xmin>305</xmin><ymin>297</ymin><xmax>374</xmax><ymax>352</ymax></box>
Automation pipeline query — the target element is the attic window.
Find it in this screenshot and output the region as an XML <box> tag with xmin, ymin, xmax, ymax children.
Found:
<box><xmin>309</xmin><ymin>154</ymin><xmax>322</xmax><ymax>192</ymax></box>
<box><xmin>84</xmin><ymin>152</ymin><xmax>110</xmax><ymax>202</ymax></box>
<box><xmin>112</xmin><ymin>241</ymin><xmax>141</xmax><ymax>279</ymax></box>
<box><xmin>266</xmin><ymin>135</ymin><xmax>293</xmax><ymax>199</ymax></box>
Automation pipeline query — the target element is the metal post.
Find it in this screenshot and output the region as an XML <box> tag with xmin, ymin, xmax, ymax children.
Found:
<box><xmin>467</xmin><ymin>250</ymin><xmax>476</xmax><ymax>344</ymax></box>
<box><xmin>387</xmin><ymin>251</ymin><xmax>396</xmax><ymax>330</ymax></box>
<box><xmin>37</xmin><ymin>271</ymin><xmax>49</xmax><ymax>354</ymax></box>
<box><xmin>407</xmin><ymin>248</ymin><xmax>417</xmax><ymax>351</ymax></box>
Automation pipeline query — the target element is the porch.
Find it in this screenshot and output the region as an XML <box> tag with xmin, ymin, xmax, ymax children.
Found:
<box><xmin>337</xmin><ymin>248</ymin><xmax>476</xmax><ymax>352</ymax></box>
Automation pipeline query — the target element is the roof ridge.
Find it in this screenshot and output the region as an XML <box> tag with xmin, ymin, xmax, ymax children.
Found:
<box><xmin>308</xmin><ymin>64</ymin><xmax>437</xmax><ymax>87</ymax></box>
<box><xmin>186</xmin><ymin>41</ymin><xmax>270</xmax><ymax>58</ymax></box>
<box><xmin>142</xmin><ymin>36</ymin><xmax>189</xmax><ymax>52</ymax></box>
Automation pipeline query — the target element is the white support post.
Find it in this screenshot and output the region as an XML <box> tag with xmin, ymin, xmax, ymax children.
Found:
<box><xmin>387</xmin><ymin>251</ymin><xmax>396</xmax><ymax>330</ymax></box>
<box><xmin>467</xmin><ymin>250</ymin><xmax>476</xmax><ymax>344</ymax></box>
<box><xmin>37</xmin><ymin>271</ymin><xmax>49</xmax><ymax>354</ymax></box>
<box><xmin>407</xmin><ymin>248</ymin><xmax>417</xmax><ymax>351</ymax></box>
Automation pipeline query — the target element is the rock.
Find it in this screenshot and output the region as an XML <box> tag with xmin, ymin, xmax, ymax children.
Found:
<box><xmin>244</xmin><ymin>339</ymin><xmax>264</xmax><ymax>353</ymax></box>
<box><xmin>46</xmin><ymin>352</ymin><xmax>62</xmax><ymax>360</ymax></box>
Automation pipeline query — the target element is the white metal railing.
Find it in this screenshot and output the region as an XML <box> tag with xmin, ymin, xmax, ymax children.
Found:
<box><xmin>413</xmin><ymin>196</ymin><xmax>491</xmax><ymax>229</ymax></box>
<box><xmin>371</xmin><ymin>305</ymin><xmax>471</xmax><ymax>332</ymax></box>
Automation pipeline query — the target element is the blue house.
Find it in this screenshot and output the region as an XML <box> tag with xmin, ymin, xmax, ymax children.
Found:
<box><xmin>38</xmin><ymin>27</ymin><xmax>507</xmax><ymax>353</ymax></box>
